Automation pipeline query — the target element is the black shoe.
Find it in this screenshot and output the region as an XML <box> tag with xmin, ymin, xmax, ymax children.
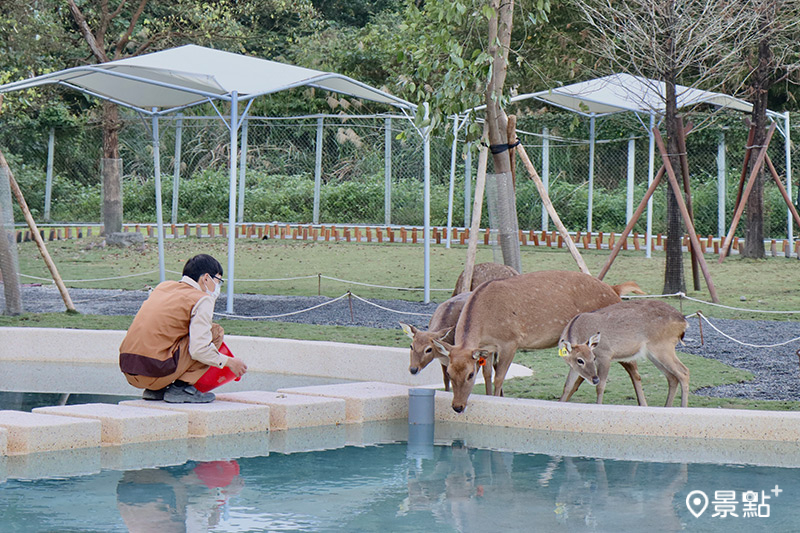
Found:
<box><xmin>142</xmin><ymin>387</ymin><xmax>167</xmax><ymax>401</ymax></box>
<box><xmin>163</xmin><ymin>383</ymin><xmax>215</xmax><ymax>404</ymax></box>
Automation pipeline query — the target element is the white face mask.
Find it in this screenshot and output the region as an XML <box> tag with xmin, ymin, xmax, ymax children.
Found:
<box><xmin>206</xmin><ymin>275</ymin><xmax>221</xmax><ymax>299</ymax></box>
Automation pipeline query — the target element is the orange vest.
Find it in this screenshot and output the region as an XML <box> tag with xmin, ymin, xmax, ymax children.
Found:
<box><xmin>119</xmin><ymin>280</ymin><xmax>205</xmax><ymax>377</ymax></box>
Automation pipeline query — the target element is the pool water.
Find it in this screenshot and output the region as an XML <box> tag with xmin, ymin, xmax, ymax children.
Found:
<box><xmin>1</xmin><ymin>439</ymin><xmax>798</xmax><ymax>532</ymax></box>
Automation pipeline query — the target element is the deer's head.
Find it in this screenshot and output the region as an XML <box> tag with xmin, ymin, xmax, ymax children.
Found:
<box><xmin>559</xmin><ymin>333</ymin><xmax>601</xmax><ymax>385</ymax></box>
<box><xmin>432</xmin><ymin>339</ymin><xmax>490</xmax><ymax>413</ymax></box>
<box><xmin>401</xmin><ymin>323</ymin><xmax>453</xmax><ymax>375</ymax></box>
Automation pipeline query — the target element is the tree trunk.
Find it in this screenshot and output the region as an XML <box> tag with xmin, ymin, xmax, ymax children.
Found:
<box><xmin>484</xmin><ymin>0</ymin><xmax>521</xmax><ymax>273</ymax></box>
<box><xmin>102</xmin><ymin>101</ymin><xmax>123</xmax><ymax>234</ymax></box>
<box><xmin>663</xmin><ymin>83</ymin><xmax>686</xmax><ymax>294</ymax></box>
<box><xmin>742</xmin><ymin>35</ymin><xmax>772</xmax><ymax>259</ymax></box>
<box><xmin>0</xmin><ymin>192</ymin><xmax>22</xmax><ymax>315</ymax></box>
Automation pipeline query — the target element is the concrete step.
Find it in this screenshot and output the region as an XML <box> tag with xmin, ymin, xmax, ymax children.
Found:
<box><xmin>216</xmin><ymin>391</ymin><xmax>346</xmax><ymax>430</ymax></box>
<box><xmin>33</xmin><ymin>403</ymin><xmax>189</xmax><ymax>445</ymax></box>
<box><xmin>119</xmin><ymin>400</ymin><xmax>269</xmax><ymax>437</ymax></box>
<box><xmin>277</xmin><ymin>382</ymin><xmax>411</xmax><ymax>423</ymax></box>
<box><xmin>0</xmin><ymin>410</ymin><xmax>101</xmax><ymax>454</ymax></box>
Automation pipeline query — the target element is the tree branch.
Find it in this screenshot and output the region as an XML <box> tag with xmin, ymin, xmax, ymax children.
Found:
<box><xmin>67</xmin><ymin>0</ymin><xmax>109</xmax><ymax>62</ymax></box>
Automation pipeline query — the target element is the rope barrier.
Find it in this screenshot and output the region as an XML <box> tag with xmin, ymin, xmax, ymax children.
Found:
<box><xmin>213</xmin><ymin>293</ymin><xmax>351</xmax><ymax>320</ymax></box>
<box><xmin>348</xmin><ymin>293</ymin><xmax>434</xmax><ymax>317</ymax></box>
<box><xmin>693</xmin><ymin>311</ymin><xmax>800</xmax><ymax>349</ymax></box>
<box><xmin>20</xmin><ymin>270</ymin><xmax>160</xmax><ymax>283</ymax></box>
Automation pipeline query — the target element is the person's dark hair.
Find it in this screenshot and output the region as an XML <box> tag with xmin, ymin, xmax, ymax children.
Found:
<box><xmin>182</xmin><ymin>254</ymin><xmax>223</xmax><ymax>282</ymax></box>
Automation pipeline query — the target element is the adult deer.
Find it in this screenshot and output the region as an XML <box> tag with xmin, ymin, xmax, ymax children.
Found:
<box><xmin>432</xmin><ymin>270</ymin><xmax>643</xmax><ymax>412</ymax></box>
<box><xmin>451</xmin><ymin>262</ymin><xmax>519</xmax><ymax>296</ymax></box>
<box><xmin>558</xmin><ymin>300</ymin><xmax>689</xmax><ymax>407</ymax></box>
<box><xmin>400</xmin><ymin>291</ymin><xmax>471</xmax><ymax>391</ymax></box>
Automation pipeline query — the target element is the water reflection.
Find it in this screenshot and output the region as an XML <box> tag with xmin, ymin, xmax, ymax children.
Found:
<box><xmin>116</xmin><ymin>460</ymin><xmax>242</xmax><ymax>532</ymax></box>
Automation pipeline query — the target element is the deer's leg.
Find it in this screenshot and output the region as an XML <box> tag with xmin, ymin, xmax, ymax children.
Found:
<box><xmin>492</xmin><ymin>346</ymin><xmax>516</xmax><ymax>397</ymax></box>
<box><xmin>648</xmin><ymin>345</ymin><xmax>690</xmax><ymax>407</ymax></box>
<box><xmin>595</xmin><ymin>357</ymin><xmax>612</xmax><ymax>404</ymax></box>
<box><xmin>560</xmin><ymin>368</ymin><xmax>585</xmax><ymax>402</ymax></box>
<box><xmin>441</xmin><ymin>363</ymin><xmax>451</xmax><ymax>392</ymax></box>
<box><xmin>619</xmin><ymin>361</ymin><xmax>648</xmax><ymax>406</ymax></box>
<box><xmin>482</xmin><ymin>355</ymin><xmax>494</xmax><ymax>395</ymax></box>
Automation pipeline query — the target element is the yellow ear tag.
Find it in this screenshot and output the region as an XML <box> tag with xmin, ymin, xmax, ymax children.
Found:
<box><xmin>558</xmin><ymin>347</ymin><xmax>568</xmax><ymax>358</ymax></box>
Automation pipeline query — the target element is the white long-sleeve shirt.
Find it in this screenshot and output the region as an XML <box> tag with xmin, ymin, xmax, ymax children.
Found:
<box><xmin>180</xmin><ymin>275</ymin><xmax>228</xmax><ymax>369</ymax></box>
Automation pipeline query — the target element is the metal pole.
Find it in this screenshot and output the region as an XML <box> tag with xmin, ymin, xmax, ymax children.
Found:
<box><xmin>423</xmin><ymin>104</ymin><xmax>431</xmax><ymax>303</ymax></box>
<box><xmin>626</xmin><ymin>135</ymin><xmax>635</xmax><ymax>223</ymax></box>
<box><xmin>313</xmin><ymin>116</ymin><xmax>323</xmax><ymax>224</ymax></box>
<box><xmin>446</xmin><ymin>115</ymin><xmax>458</xmax><ymax>248</ymax></box>
<box><xmin>717</xmin><ymin>131</ymin><xmax>726</xmax><ymax>238</ymax></box>
<box><xmin>171</xmin><ymin>113</ymin><xmax>183</xmax><ymax>225</ymax></box>
<box><xmin>646</xmin><ymin>113</ymin><xmax>655</xmax><ymax>258</ymax></box>
<box><xmin>385</xmin><ymin>117</ymin><xmax>392</xmax><ymax>226</ymax></box>
<box><xmin>588</xmin><ymin>115</ymin><xmax>596</xmax><ymax>234</ymax></box>
<box><xmin>237</xmin><ymin>118</ymin><xmax>248</xmax><ymax>224</ymax></box>
<box><xmin>786</xmin><ymin>112</ymin><xmax>793</xmax><ymax>245</ymax></box>
<box><xmin>152</xmin><ymin>109</ymin><xmax>166</xmax><ymax>282</ymax></box>
<box><xmin>542</xmin><ymin>127</ymin><xmax>550</xmax><ymax>231</ymax></box>
<box><xmin>44</xmin><ymin>127</ymin><xmax>55</xmax><ymax>223</ymax></box>
<box><xmin>464</xmin><ymin>142</ymin><xmax>472</xmax><ymax>227</ymax></box>
<box><xmin>226</xmin><ymin>92</ymin><xmax>239</xmax><ymax>313</ymax></box>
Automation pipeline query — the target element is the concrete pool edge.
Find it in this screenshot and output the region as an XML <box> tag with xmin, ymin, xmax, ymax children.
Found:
<box><xmin>1</xmin><ymin>327</ymin><xmax>799</xmax><ymax>463</ymax></box>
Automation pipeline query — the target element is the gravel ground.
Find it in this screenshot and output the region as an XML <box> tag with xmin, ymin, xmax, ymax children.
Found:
<box><xmin>6</xmin><ymin>285</ymin><xmax>800</xmax><ymax>402</ymax></box>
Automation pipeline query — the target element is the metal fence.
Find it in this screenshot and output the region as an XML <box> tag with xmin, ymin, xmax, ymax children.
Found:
<box><xmin>4</xmin><ymin>110</ymin><xmax>800</xmax><ymax>243</ymax></box>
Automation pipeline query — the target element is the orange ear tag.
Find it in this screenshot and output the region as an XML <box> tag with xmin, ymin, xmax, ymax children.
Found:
<box><xmin>477</xmin><ymin>356</ymin><xmax>486</xmax><ymax>367</ymax></box>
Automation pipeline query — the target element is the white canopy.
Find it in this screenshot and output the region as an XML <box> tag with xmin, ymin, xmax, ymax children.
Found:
<box><xmin>0</xmin><ymin>45</ymin><xmax>434</xmax><ymax>310</ymax></box>
<box><xmin>0</xmin><ymin>44</ymin><xmax>415</xmax><ymax>114</ymax></box>
<box><xmin>513</xmin><ymin>73</ymin><xmax>754</xmax><ymax>117</ymax></box>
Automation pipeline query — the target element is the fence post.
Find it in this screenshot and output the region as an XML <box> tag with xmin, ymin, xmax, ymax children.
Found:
<box><xmin>171</xmin><ymin>113</ymin><xmax>183</xmax><ymax>225</ymax></box>
<box><xmin>313</xmin><ymin>116</ymin><xmax>323</xmax><ymax>224</ymax></box>
<box><xmin>588</xmin><ymin>114</ymin><xmax>596</xmax><ymax>234</ymax></box>
<box><xmin>464</xmin><ymin>141</ymin><xmax>472</xmax><ymax>227</ymax></box>
<box><xmin>542</xmin><ymin>127</ymin><xmax>550</xmax><ymax>231</ymax></box>
<box><xmin>44</xmin><ymin>127</ymin><xmax>55</xmax><ymax>223</ymax></box>
<box><xmin>717</xmin><ymin>130</ymin><xmax>726</xmax><ymax>238</ymax></box>
<box><xmin>646</xmin><ymin>113</ymin><xmax>655</xmax><ymax>258</ymax></box>
<box><xmin>446</xmin><ymin>114</ymin><xmax>459</xmax><ymax>248</ymax></box>
<box><xmin>626</xmin><ymin>135</ymin><xmax>635</xmax><ymax>224</ymax></box>
<box><xmin>385</xmin><ymin>117</ymin><xmax>392</xmax><ymax>226</ymax></box>
<box><xmin>237</xmin><ymin>117</ymin><xmax>248</xmax><ymax>223</ymax></box>
<box><xmin>785</xmin><ymin>111</ymin><xmax>793</xmax><ymax>246</ymax></box>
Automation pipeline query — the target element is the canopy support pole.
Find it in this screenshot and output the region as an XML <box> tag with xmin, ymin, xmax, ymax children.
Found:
<box><xmin>152</xmin><ymin>109</ymin><xmax>166</xmax><ymax>282</ymax></box>
<box><xmin>226</xmin><ymin>92</ymin><xmax>239</xmax><ymax>313</ymax></box>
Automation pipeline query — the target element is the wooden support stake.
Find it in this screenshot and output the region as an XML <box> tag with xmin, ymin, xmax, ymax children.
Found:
<box><xmin>719</xmin><ymin>123</ymin><xmax>777</xmax><ymax>262</ymax></box>
<box><xmin>516</xmin><ymin>143</ymin><xmax>590</xmax><ymax>274</ymax></box>
<box><xmin>1</xmin><ymin>150</ymin><xmax>76</xmax><ymax>312</ymax></box>
<box><xmin>652</xmin><ymin>128</ymin><xmax>719</xmax><ymax>303</ymax></box>
<box><xmin>460</xmin><ymin>135</ymin><xmax>490</xmax><ymax>294</ymax></box>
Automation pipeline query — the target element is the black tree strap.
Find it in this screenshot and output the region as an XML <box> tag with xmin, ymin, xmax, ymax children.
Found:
<box><xmin>489</xmin><ymin>140</ymin><xmax>521</xmax><ymax>154</ymax></box>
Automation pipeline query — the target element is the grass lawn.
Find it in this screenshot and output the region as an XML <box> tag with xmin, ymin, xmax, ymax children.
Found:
<box><xmin>5</xmin><ymin>236</ymin><xmax>800</xmax><ymax>411</ymax></box>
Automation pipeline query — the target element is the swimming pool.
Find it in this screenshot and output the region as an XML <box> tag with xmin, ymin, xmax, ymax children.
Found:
<box><xmin>1</xmin><ymin>424</ymin><xmax>798</xmax><ymax>532</ymax></box>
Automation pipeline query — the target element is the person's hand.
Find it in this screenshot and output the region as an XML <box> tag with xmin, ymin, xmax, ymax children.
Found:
<box><xmin>225</xmin><ymin>357</ymin><xmax>248</xmax><ymax>378</ymax></box>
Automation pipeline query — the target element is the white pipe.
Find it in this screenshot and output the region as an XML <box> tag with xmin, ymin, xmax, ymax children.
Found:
<box><xmin>237</xmin><ymin>118</ymin><xmax>248</xmax><ymax>224</ymax></box>
<box><xmin>171</xmin><ymin>113</ymin><xmax>183</xmax><ymax>225</ymax></box>
<box><xmin>226</xmin><ymin>92</ymin><xmax>239</xmax><ymax>313</ymax></box>
<box><xmin>313</xmin><ymin>117</ymin><xmax>323</xmax><ymax>224</ymax></box>
<box><xmin>626</xmin><ymin>135</ymin><xmax>635</xmax><ymax>223</ymax></box>
<box><xmin>786</xmin><ymin>112</ymin><xmax>793</xmax><ymax>246</ymax></box>
<box><xmin>542</xmin><ymin>127</ymin><xmax>550</xmax><ymax>231</ymax></box>
<box><xmin>588</xmin><ymin>115</ymin><xmax>596</xmax><ymax>234</ymax></box>
<box><xmin>423</xmin><ymin>103</ymin><xmax>431</xmax><ymax>303</ymax></box>
<box><xmin>152</xmin><ymin>109</ymin><xmax>166</xmax><ymax>282</ymax></box>
<box><xmin>385</xmin><ymin>117</ymin><xmax>392</xmax><ymax>226</ymax></box>
<box><xmin>464</xmin><ymin>142</ymin><xmax>472</xmax><ymax>227</ymax></box>
<box><xmin>646</xmin><ymin>113</ymin><xmax>655</xmax><ymax>258</ymax></box>
<box><xmin>446</xmin><ymin>115</ymin><xmax>458</xmax><ymax>248</ymax></box>
<box><xmin>44</xmin><ymin>127</ymin><xmax>55</xmax><ymax>223</ymax></box>
<box><xmin>717</xmin><ymin>131</ymin><xmax>726</xmax><ymax>238</ymax></box>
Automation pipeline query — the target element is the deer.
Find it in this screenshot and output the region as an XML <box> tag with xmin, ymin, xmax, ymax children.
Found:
<box><xmin>451</xmin><ymin>262</ymin><xmax>519</xmax><ymax>296</ymax></box>
<box><xmin>400</xmin><ymin>291</ymin><xmax>471</xmax><ymax>392</ymax></box>
<box><xmin>557</xmin><ymin>299</ymin><xmax>690</xmax><ymax>407</ymax></box>
<box><xmin>431</xmin><ymin>270</ymin><xmax>645</xmax><ymax>412</ymax></box>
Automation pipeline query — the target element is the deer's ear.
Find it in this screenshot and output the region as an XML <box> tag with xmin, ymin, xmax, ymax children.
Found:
<box><xmin>399</xmin><ymin>322</ymin><xmax>416</xmax><ymax>340</ymax></box>
<box><xmin>588</xmin><ymin>333</ymin><xmax>601</xmax><ymax>348</ymax></box>
<box><xmin>558</xmin><ymin>340</ymin><xmax>571</xmax><ymax>356</ymax></box>
<box><xmin>432</xmin><ymin>339</ymin><xmax>451</xmax><ymax>358</ymax></box>
<box><xmin>437</xmin><ymin>327</ymin><xmax>454</xmax><ymax>342</ymax></box>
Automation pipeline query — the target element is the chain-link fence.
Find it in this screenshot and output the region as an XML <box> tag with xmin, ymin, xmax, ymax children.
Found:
<box><xmin>2</xmin><ymin>109</ymin><xmax>799</xmax><ymax>242</ymax></box>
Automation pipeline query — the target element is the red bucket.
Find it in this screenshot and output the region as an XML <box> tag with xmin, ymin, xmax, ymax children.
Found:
<box><xmin>194</xmin><ymin>342</ymin><xmax>241</xmax><ymax>393</ymax></box>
